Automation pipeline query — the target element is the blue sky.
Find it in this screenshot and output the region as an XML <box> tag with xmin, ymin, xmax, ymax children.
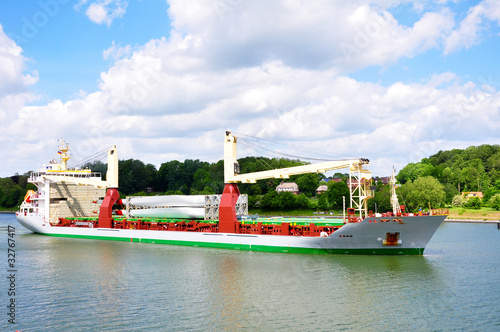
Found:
<box><xmin>1</xmin><ymin>0</ymin><xmax>171</xmax><ymax>102</ymax></box>
<box><xmin>0</xmin><ymin>0</ymin><xmax>499</xmax><ymax>177</ymax></box>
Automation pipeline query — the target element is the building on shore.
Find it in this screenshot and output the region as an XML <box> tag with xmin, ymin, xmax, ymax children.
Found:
<box><xmin>462</xmin><ymin>191</ymin><xmax>483</xmax><ymax>199</ymax></box>
<box><xmin>276</xmin><ymin>181</ymin><xmax>300</xmax><ymax>195</ymax></box>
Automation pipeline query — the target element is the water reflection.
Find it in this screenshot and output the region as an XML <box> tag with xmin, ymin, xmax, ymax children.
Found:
<box><xmin>193</xmin><ymin>251</ymin><xmax>441</xmax><ymax>330</ymax></box>
<box><xmin>3</xmin><ymin>212</ymin><xmax>499</xmax><ymax>331</ymax></box>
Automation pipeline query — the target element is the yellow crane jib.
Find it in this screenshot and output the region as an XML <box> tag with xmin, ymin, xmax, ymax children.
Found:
<box><xmin>223</xmin><ymin>131</ymin><xmax>371</xmax><ymax>184</ymax></box>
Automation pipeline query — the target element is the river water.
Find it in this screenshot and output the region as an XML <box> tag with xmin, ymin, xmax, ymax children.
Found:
<box><xmin>1</xmin><ymin>213</ymin><xmax>499</xmax><ymax>331</ymax></box>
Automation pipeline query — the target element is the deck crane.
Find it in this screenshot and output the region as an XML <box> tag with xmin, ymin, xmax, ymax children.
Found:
<box><xmin>219</xmin><ymin>131</ymin><xmax>373</xmax><ymax>233</ymax></box>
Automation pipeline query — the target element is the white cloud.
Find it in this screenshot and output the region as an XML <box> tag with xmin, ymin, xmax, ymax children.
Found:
<box><xmin>167</xmin><ymin>0</ymin><xmax>455</xmax><ymax>71</ymax></box>
<box><xmin>86</xmin><ymin>3</ymin><xmax>108</xmax><ymax>24</ymax></box>
<box><xmin>0</xmin><ymin>28</ymin><xmax>41</xmax><ymax>175</ymax></box>
<box><xmin>103</xmin><ymin>41</ymin><xmax>133</xmax><ymax>61</ymax></box>
<box><xmin>76</xmin><ymin>0</ymin><xmax>128</xmax><ymax>26</ymax></box>
<box><xmin>444</xmin><ymin>0</ymin><xmax>500</xmax><ymax>54</ymax></box>
<box><xmin>1</xmin><ymin>1</ymin><xmax>500</xmax><ymax>177</ymax></box>
<box><xmin>0</xmin><ymin>25</ymin><xmax>38</xmax><ymax>147</ymax></box>
<box><xmin>0</xmin><ymin>25</ymin><xmax>38</xmax><ymax>97</ymax></box>
<box><xmin>5</xmin><ymin>47</ymin><xmax>498</xmax><ymax>176</ymax></box>
<box><xmin>427</xmin><ymin>72</ymin><xmax>458</xmax><ymax>87</ymax></box>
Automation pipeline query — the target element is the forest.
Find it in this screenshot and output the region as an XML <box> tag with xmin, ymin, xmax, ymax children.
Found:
<box><xmin>2</xmin><ymin>144</ymin><xmax>500</xmax><ymax>213</ymax></box>
<box><xmin>371</xmin><ymin>144</ymin><xmax>500</xmax><ymax>212</ymax></box>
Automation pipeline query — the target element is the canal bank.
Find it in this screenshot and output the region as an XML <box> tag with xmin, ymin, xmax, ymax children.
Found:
<box><xmin>445</xmin><ymin>218</ymin><xmax>499</xmax><ymax>224</ymax></box>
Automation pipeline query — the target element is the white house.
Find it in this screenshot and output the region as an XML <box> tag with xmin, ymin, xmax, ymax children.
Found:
<box><xmin>276</xmin><ymin>181</ymin><xmax>300</xmax><ymax>195</ymax></box>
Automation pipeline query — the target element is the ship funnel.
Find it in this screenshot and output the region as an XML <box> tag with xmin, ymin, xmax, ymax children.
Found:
<box><xmin>107</xmin><ymin>145</ymin><xmax>119</xmax><ymax>188</ymax></box>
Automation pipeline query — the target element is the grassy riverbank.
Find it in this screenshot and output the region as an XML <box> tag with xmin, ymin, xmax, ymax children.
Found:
<box><xmin>447</xmin><ymin>207</ymin><xmax>500</xmax><ymax>221</ymax></box>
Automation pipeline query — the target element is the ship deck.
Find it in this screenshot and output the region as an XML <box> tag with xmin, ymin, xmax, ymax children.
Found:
<box><xmin>55</xmin><ymin>216</ymin><xmax>346</xmax><ymax>237</ymax></box>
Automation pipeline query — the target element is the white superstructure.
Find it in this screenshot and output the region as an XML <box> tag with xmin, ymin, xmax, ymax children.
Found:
<box><xmin>18</xmin><ymin>139</ymin><xmax>117</xmax><ymax>225</ymax></box>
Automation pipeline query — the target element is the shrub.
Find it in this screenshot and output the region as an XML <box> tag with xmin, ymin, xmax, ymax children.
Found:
<box><xmin>317</xmin><ymin>193</ymin><xmax>329</xmax><ymax>211</ymax></box>
<box><xmin>248</xmin><ymin>195</ymin><xmax>260</xmax><ymax>208</ymax></box>
<box><xmin>276</xmin><ymin>192</ymin><xmax>297</xmax><ymax>210</ymax></box>
<box><xmin>296</xmin><ymin>194</ymin><xmax>311</xmax><ymax>209</ymax></box>
<box><xmin>489</xmin><ymin>193</ymin><xmax>500</xmax><ymax>211</ymax></box>
<box><xmin>451</xmin><ymin>195</ymin><xmax>465</xmax><ymax>207</ymax></box>
<box><xmin>260</xmin><ymin>191</ymin><xmax>278</xmax><ymax>210</ymax></box>
<box><xmin>464</xmin><ymin>196</ymin><xmax>481</xmax><ymax>209</ymax></box>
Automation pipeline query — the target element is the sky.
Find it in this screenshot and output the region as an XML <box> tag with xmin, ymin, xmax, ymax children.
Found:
<box><xmin>0</xmin><ymin>0</ymin><xmax>499</xmax><ymax>178</ymax></box>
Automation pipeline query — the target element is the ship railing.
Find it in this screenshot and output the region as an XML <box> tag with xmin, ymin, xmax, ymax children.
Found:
<box><xmin>29</xmin><ymin>171</ymin><xmax>102</xmax><ymax>182</ymax></box>
<box><xmin>29</xmin><ymin>172</ymin><xmax>41</xmax><ymax>181</ymax></box>
<box><xmin>430</xmin><ymin>208</ymin><xmax>449</xmax><ymax>216</ymax></box>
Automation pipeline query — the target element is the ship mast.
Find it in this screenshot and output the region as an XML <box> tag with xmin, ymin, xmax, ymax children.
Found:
<box><xmin>390</xmin><ymin>167</ymin><xmax>402</xmax><ymax>215</ymax></box>
<box><xmin>58</xmin><ymin>138</ymin><xmax>70</xmax><ymax>171</ymax></box>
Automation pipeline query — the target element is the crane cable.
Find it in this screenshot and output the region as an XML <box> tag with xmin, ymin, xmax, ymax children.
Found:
<box><xmin>233</xmin><ymin>132</ymin><xmax>356</xmax><ymax>163</ymax></box>
<box><xmin>68</xmin><ymin>146</ymin><xmax>112</xmax><ymax>169</ymax></box>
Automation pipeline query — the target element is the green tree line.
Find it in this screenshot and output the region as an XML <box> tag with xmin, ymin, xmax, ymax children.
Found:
<box><xmin>395</xmin><ymin>144</ymin><xmax>500</xmax><ymax>211</ymax></box>
<box><xmin>3</xmin><ymin>144</ymin><xmax>500</xmax><ymax>212</ymax></box>
<box><xmin>0</xmin><ymin>156</ymin><xmax>314</xmax><ymax>209</ymax></box>
<box><xmin>108</xmin><ymin>156</ymin><xmax>312</xmax><ymax>196</ymax></box>
<box><xmin>0</xmin><ymin>174</ymin><xmax>36</xmax><ymax>210</ymax></box>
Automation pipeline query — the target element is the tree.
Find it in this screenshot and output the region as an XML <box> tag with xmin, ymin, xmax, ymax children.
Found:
<box><xmin>251</xmin><ymin>184</ymin><xmax>262</xmax><ymax>195</ymax></box>
<box><xmin>4</xmin><ymin>186</ymin><xmax>22</xmax><ymax>207</ymax></box>
<box><xmin>208</xmin><ymin>181</ymin><xmax>224</xmax><ymax>194</ymax></box>
<box><xmin>296</xmin><ymin>173</ymin><xmax>320</xmax><ymax>197</ymax></box>
<box><xmin>183</xmin><ymin>159</ymin><xmax>209</xmax><ymax>189</ymax></box>
<box><xmin>190</xmin><ymin>186</ymin><xmax>215</xmax><ymax>195</ymax></box>
<box><xmin>193</xmin><ymin>169</ymin><xmax>212</xmax><ymax>191</ymax></box>
<box><xmin>443</xmin><ymin>183</ymin><xmax>458</xmax><ymax>204</ymax></box>
<box><xmin>398</xmin><ymin>176</ymin><xmax>445</xmax><ymax>212</ymax></box>
<box><xmin>317</xmin><ymin>193</ymin><xmax>329</xmax><ymax>211</ymax></box>
<box><xmin>208</xmin><ymin>160</ymin><xmax>225</xmax><ymax>183</ymax></box>
<box><xmin>464</xmin><ymin>196</ymin><xmax>481</xmax><ymax>209</ymax></box>
<box><xmin>482</xmin><ymin>187</ymin><xmax>500</xmax><ymax>203</ymax></box>
<box><xmin>260</xmin><ymin>191</ymin><xmax>279</xmax><ymax>210</ymax></box>
<box><xmin>0</xmin><ymin>178</ymin><xmax>24</xmax><ymax>208</ymax></box>
<box><xmin>144</xmin><ymin>163</ymin><xmax>159</xmax><ymax>190</ymax></box>
<box><xmin>247</xmin><ymin>195</ymin><xmax>258</xmax><ymax>208</ymax></box>
<box><xmin>367</xmin><ymin>185</ymin><xmax>392</xmax><ymax>213</ymax></box>
<box><xmin>489</xmin><ymin>193</ymin><xmax>500</xmax><ymax>211</ymax></box>
<box><xmin>460</xmin><ymin>159</ymin><xmax>487</xmax><ymax>192</ymax></box>
<box><xmin>397</xmin><ymin>162</ymin><xmax>434</xmax><ymax>184</ymax></box>
<box><xmin>441</xmin><ymin>167</ymin><xmax>455</xmax><ymax>184</ymax></box>
<box><xmin>276</xmin><ymin>192</ymin><xmax>297</xmax><ymax>210</ymax></box>
<box><xmin>327</xmin><ymin>181</ymin><xmax>349</xmax><ymax>210</ymax></box>
<box><xmin>158</xmin><ymin>160</ymin><xmax>184</xmax><ymax>192</ymax></box>
<box><xmin>118</xmin><ymin>159</ymin><xmax>155</xmax><ymax>195</ymax></box>
<box><xmin>296</xmin><ymin>193</ymin><xmax>312</xmax><ymax>210</ymax></box>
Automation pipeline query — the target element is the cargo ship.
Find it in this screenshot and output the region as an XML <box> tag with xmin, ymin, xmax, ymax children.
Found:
<box><xmin>16</xmin><ymin>132</ymin><xmax>447</xmax><ymax>255</ymax></box>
